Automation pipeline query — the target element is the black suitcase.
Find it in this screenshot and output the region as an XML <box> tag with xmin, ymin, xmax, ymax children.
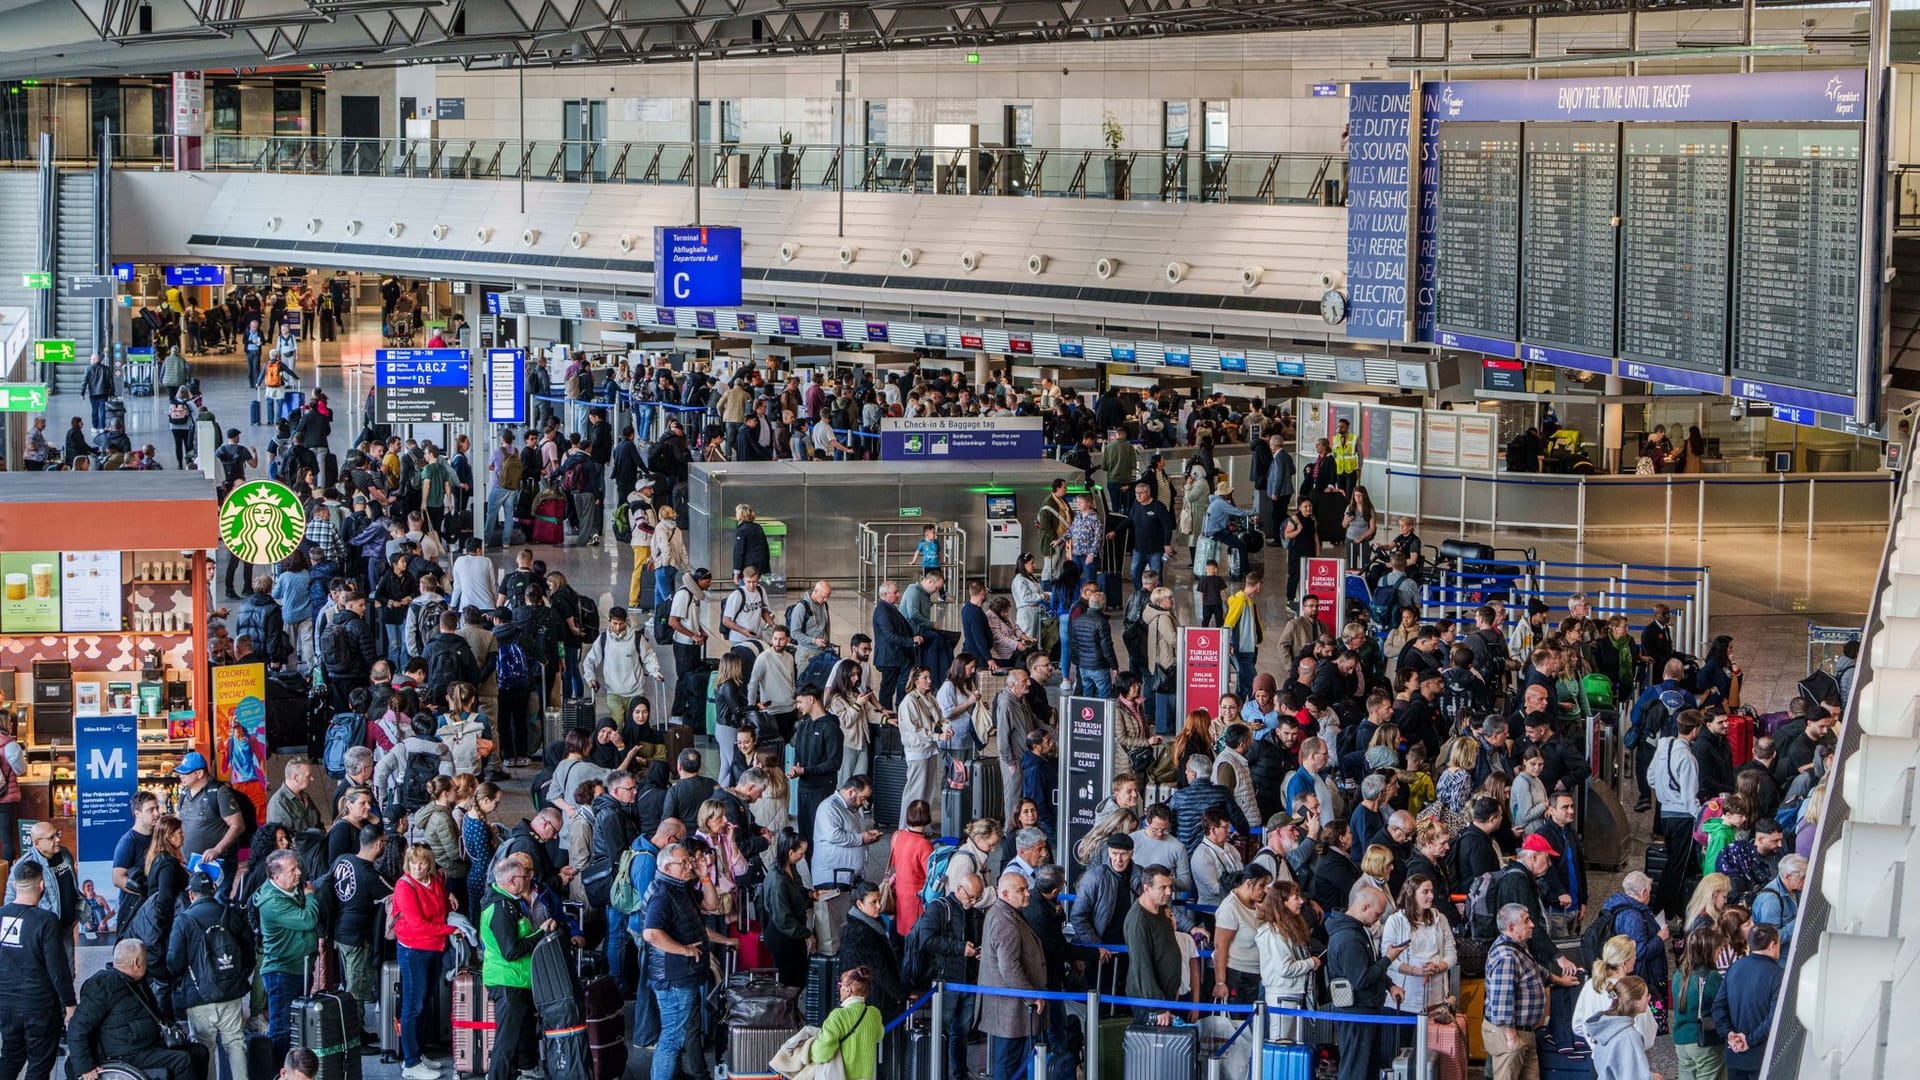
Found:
<box><xmin>803</xmin><ymin>954</ymin><xmax>842</xmax><ymax>1026</ymax></box>
<box><xmin>583</xmin><ymin>972</ymin><xmax>626</xmax><ymax>1080</ymax></box>
<box><xmin>322</xmin><ymin>451</ymin><xmax>339</xmax><ymax>490</ymax></box>
<box><xmin>1122</xmin><ymin>1021</ymin><xmax>1199</xmax><ymax>1080</ymax></box>
<box><xmin>561</xmin><ymin>698</ymin><xmax>597</xmax><ymax>734</ymax></box>
<box><xmin>247</xmin><ymin>1033</ymin><xmax>277</xmax><ymax>1080</ymax></box>
<box><xmin>871</xmin><ymin>753</ymin><xmax>909</xmax><ymax>832</ymax></box>
<box><xmin>541</xmin><ymin>1025</ymin><xmax>592</xmax><ymax>1080</ymax></box>
<box><xmin>1313</xmin><ymin>491</ymin><xmax>1347</xmax><ymax>545</ymax></box>
<box><xmin>290</xmin><ymin>988</ymin><xmax>363</xmax><ymax>1080</ymax></box>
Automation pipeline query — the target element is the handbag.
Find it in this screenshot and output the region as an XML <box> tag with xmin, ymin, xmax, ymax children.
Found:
<box><xmin>1126</xmin><ymin>743</ymin><xmax>1160</xmax><ymax>779</ymax></box>
<box><xmin>1148</xmin><ymin>663</ymin><xmax>1177</xmax><ymax>696</ymax></box>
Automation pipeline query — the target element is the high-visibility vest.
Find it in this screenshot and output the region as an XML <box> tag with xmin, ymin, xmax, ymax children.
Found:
<box><xmin>1332</xmin><ymin>432</ymin><xmax>1360</xmax><ymax>473</ymax></box>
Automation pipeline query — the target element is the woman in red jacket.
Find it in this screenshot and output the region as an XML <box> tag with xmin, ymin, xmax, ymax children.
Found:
<box><xmin>392</xmin><ymin>843</ymin><xmax>461</xmax><ymax>1080</ymax></box>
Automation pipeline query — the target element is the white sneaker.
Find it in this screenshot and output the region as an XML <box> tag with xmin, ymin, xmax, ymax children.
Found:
<box><xmin>417</xmin><ymin>1057</ymin><xmax>443</xmax><ymax>1068</ymax></box>
<box><xmin>403</xmin><ymin>1063</ymin><xmax>440</xmax><ymax>1080</ymax></box>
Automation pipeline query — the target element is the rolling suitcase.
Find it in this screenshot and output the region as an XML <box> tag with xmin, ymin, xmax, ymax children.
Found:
<box><xmin>1122</xmin><ymin>1021</ymin><xmax>1199</xmax><ymax>1080</ymax></box>
<box><xmin>561</xmin><ymin>698</ymin><xmax>597</xmax><ymax>734</ymax></box>
<box><xmin>247</xmin><ymin>1034</ymin><xmax>278</xmax><ymax>1080</ymax></box>
<box><xmin>1727</xmin><ymin>710</ymin><xmax>1755</xmax><ymax>767</ymax></box>
<box><xmin>1259</xmin><ymin>1042</ymin><xmax>1313</xmax><ymax>1080</ymax></box>
<box><xmin>322</xmin><ymin>451</ymin><xmax>339</xmax><ymax>490</ymax></box>
<box><xmin>582</xmin><ymin>969</ymin><xmax>626</xmax><ymax>1080</ymax></box>
<box><xmin>1427</xmin><ymin>1012</ymin><xmax>1469</xmax><ymax>1080</ymax></box>
<box><xmin>727</xmin><ymin>1026</ymin><xmax>800</xmax><ymax>1080</ymax></box>
<box><xmin>250</xmin><ymin>400</ymin><xmax>263</xmax><ymax>427</ymax></box>
<box><xmin>870</xmin><ymin>753</ymin><xmax>909</xmax><ymax>838</ymax></box>
<box><xmin>290</xmin><ymin>987</ymin><xmax>363</xmax><ymax>1080</ymax></box>
<box><xmin>541</xmin><ymin>1024</ymin><xmax>592</xmax><ymax>1080</ymax></box>
<box><xmin>379</xmin><ymin>960</ymin><xmax>404</xmax><ymax>1059</ymax></box>
<box><xmin>451</xmin><ymin>969</ymin><xmax>497</xmax><ymax>1075</ymax></box>
<box><xmin>663</xmin><ymin>721</ymin><xmax>695</xmax><ymax>769</ymax></box>
<box><xmin>1389</xmin><ymin>1049</ymin><xmax>1439</xmax><ymax>1080</ymax></box>
<box><xmin>803</xmin><ymin>953</ymin><xmax>842</xmax><ymax>1026</ymax></box>
<box><xmin>1459</xmin><ymin>978</ymin><xmax>1487</xmax><ymax>1061</ymax></box>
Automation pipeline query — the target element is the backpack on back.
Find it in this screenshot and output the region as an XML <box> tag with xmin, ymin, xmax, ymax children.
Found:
<box><xmin>499</xmin><ymin>454</ymin><xmax>524</xmax><ymax>492</ymax></box>
<box><xmin>1439</xmin><ymin>668</ymin><xmax>1480</xmax><ymax>723</ymax></box>
<box><xmin>322</xmin><ymin>712</ymin><xmax>367</xmax><ymax>778</ymax></box>
<box><xmin>607</xmin><ymin>848</ymin><xmax>644</xmax><ymax>915</ymax></box>
<box><xmin>1466</xmin><ymin>863</ymin><xmax>1526</xmax><ymax>938</ymax></box>
<box><xmin>407</xmin><ymin>599</ymin><xmax>451</xmax><ymax>657</ymax></box>
<box><xmin>496</xmin><ymin>639</ymin><xmax>531</xmax><ymax>692</ymax></box>
<box><xmin>919</xmin><ymin>842</ymin><xmax>960</xmax><ymax>906</ymax></box>
<box><xmin>325</xmin><ymin>620</ymin><xmax>359</xmax><ymax>674</ymax></box>
<box><xmin>393</xmin><ymin>749</ymin><xmax>440</xmax><ymax>816</ymax></box>
<box><xmin>189</xmin><ymin>907</ymin><xmax>256</xmax><ymax>1003</ymax></box>
<box><xmin>574</xmin><ymin>595</ymin><xmax>601</xmax><ymax>643</ymax></box>
<box><xmin>1579</xmin><ymin>904</ymin><xmax>1623</xmax><ymax>968</ymax></box>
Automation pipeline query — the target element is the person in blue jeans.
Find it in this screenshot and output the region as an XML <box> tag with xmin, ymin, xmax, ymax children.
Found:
<box><xmin>390</xmin><ymin>845</ymin><xmax>460</xmax><ymax>1080</ymax></box>
<box><xmin>642</xmin><ymin>843</ymin><xmax>714</xmax><ymax>1080</ymax></box>
<box><xmin>250</xmin><ymin>849</ymin><xmax>322</xmax><ymax>1065</ymax></box>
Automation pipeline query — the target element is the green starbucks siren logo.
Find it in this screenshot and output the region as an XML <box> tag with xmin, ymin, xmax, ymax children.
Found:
<box><xmin>218</xmin><ymin>480</ymin><xmax>307</xmax><ymax>565</ymax></box>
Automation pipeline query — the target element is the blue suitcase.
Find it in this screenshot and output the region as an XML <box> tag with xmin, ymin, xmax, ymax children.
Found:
<box><xmin>1123</xmin><ymin>1021</ymin><xmax>1199</xmax><ymax>1080</ymax></box>
<box><xmin>1260</xmin><ymin>1042</ymin><xmax>1314</xmax><ymax>1080</ymax></box>
<box><xmin>250</xmin><ymin>399</ymin><xmax>262</xmax><ymax>426</ymax></box>
<box><xmin>281</xmin><ymin>390</ymin><xmax>306</xmax><ymax>418</ymax></box>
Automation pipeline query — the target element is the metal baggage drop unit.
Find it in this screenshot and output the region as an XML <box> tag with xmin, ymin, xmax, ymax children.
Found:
<box><xmin>685</xmin><ymin>459</ymin><xmax>1088</xmax><ymax>591</ymax></box>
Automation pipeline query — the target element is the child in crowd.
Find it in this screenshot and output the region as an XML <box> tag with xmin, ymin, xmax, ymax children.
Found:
<box><xmin>1197</xmin><ymin>560</ymin><xmax>1227</xmax><ymax>627</ymax></box>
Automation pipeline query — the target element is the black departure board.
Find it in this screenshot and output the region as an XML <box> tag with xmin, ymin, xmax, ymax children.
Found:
<box><xmin>1731</xmin><ymin>126</ymin><xmax>1861</xmax><ymax>395</ymax></box>
<box><xmin>1435</xmin><ymin>123</ymin><xmax>1522</xmax><ymax>344</ymax></box>
<box><xmin>1620</xmin><ymin>126</ymin><xmax>1732</xmax><ymax>373</ymax></box>
<box><xmin>1521</xmin><ymin>123</ymin><xmax>1620</xmax><ymax>359</ymax></box>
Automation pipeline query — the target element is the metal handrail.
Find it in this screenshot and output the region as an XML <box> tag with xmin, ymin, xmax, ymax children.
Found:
<box><xmin>67</xmin><ymin>132</ymin><xmax>1346</xmax><ymax>204</ymax></box>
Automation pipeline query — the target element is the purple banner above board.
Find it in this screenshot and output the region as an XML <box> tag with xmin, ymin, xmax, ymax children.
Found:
<box><xmin>1427</xmin><ymin>70</ymin><xmax>1867</xmax><ymax>123</ymax></box>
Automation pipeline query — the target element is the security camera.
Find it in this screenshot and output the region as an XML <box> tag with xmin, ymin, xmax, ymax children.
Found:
<box><xmin>1731</xmin><ymin>400</ymin><xmax>1747</xmax><ymax>422</ymax></box>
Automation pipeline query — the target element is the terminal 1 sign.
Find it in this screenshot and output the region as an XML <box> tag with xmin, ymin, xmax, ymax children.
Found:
<box><xmin>653</xmin><ymin>225</ymin><xmax>743</xmax><ymax>308</ymax></box>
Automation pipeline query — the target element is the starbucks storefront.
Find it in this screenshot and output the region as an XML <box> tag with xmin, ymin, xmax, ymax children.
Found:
<box><xmin>0</xmin><ymin>472</ymin><xmax>221</xmax><ymax>855</ymax></box>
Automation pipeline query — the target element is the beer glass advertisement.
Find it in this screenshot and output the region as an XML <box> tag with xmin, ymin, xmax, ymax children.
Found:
<box><xmin>1</xmin><ymin>551</ymin><xmax>62</xmax><ymax>632</ymax></box>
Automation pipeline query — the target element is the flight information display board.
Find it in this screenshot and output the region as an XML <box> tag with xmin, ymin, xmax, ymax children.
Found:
<box><xmin>1435</xmin><ymin>123</ymin><xmax>1522</xmax><ymax>347</ymax></box>
<box><xmin>1521</xmin><ymin>123</ymin><xmax>1620</xmax><ymax>360</ymax></box>
<box><xmin>1620</xmin><ymin>126</ymin><xmax>1732</xmax><ymax>376</ymax></box>
<box><xmin>1731</xmin><ymin>126</ymin><xmax>1861</xmax><ymax>399</ymax></box>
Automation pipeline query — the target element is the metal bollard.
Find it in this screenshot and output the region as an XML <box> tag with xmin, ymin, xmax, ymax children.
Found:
<box><xmin>931</xmin><ymin>983</ymin><xmax>946</xmax><ymax>1080</ymax></box>
<box><xmin>1085</xmin><ymin>988</ymin><xmax>1101</xmax><ymax>1080</ymax></box>
<box><xmin>1251</xmin><ymin>1003</ymin><xmax>1266</xmax><ymax>1080</ymax></box>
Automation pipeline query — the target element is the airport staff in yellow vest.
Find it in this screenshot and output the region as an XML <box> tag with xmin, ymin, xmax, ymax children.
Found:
<box><xmin>1331</xmin><ymin>417</ymin><xmax>1360</xmax><ymax>493</ymax></box>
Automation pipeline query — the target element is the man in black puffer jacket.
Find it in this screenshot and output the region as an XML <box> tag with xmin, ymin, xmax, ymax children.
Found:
<box><xmin>421</xmin><ymin>608</ymin><xmax>480</xmax><ymax>705</ymax></box>
<box><xmin>68</xmin><ymin>939</ymin><xmax>200</xmax><ymax>1080</ymax></box>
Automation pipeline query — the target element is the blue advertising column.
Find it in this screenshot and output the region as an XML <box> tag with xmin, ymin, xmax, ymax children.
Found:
<box><xmin>75</xmin><ymin>712</ymin><xmax>138</xmax><ymax>937</ymax></box>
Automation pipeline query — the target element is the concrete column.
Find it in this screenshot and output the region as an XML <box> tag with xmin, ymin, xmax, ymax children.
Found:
<box><xmin>973</xmin><ymin>351</ymin><xmax>990</xmax><ymax>386</ymax></box>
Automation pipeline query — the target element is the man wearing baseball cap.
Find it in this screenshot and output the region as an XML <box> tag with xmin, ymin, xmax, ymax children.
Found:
<box><xmin>1489</xmin><ymin>833</ymin><xmax>1582</xmax><ymax>982</ymax></box>
<box><xmin>667</xmin><ymin>567</ymin><xmax>713</xmax><ymax>723</ymax></box>
<box><xmin>174</xmin><ymin>751</ymin><xmax>248</xmax><ymax>889</ymax></box>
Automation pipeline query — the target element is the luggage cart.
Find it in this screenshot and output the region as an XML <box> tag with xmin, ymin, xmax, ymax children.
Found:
<box><xmin>123</xmin><ymin>351</ymin><xmax>156</xmax><ymax>397</ymax></box>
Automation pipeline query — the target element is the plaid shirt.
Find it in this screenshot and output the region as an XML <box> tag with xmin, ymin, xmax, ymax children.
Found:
<box><xmin>304</xmin><ymin>515</ymin><xmax>342</xmax><ymax>561</ymax></box>
<box><xmin>1484</xmin><ymin>934</ymin><xmax>1548</xmax><ymax>1029</ymax></box>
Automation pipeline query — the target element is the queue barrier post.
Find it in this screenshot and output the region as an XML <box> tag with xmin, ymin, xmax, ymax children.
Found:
<box><xmin>1251</xmin><ymin>1002</ymin><xmax>1266</xmax><ymax>1080</ymax></box>
<box><xmin>1084</xmin><ymin>986</ymin><xmax>1100</xmax><ymax>1080</ymax></box>
<box><xmin>932</xmin><ymin>982</ymin><xmax>946</xmax><ymax>1080</ymax></box>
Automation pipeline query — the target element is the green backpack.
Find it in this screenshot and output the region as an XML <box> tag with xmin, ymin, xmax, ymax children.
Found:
<box><xmin>608</xmin><ymin>848</ymin><xmax>644</xmax><ymax>914</ymax></box>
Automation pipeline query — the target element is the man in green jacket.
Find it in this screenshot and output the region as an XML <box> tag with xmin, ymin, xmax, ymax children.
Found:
<box><xmin>482</xmin><ymin>857</ymin><xmax>554</xmax><ymax>1080</ymax></box>
<box><xmin>1102</xmin><ymin>430</ymin><xmax>1138</xmax><ymax>511</ymax></box>
<box><xmin>252</xmin><ymin>849</ymin><xmax>323</xmax><ymax>1064</ymax></box>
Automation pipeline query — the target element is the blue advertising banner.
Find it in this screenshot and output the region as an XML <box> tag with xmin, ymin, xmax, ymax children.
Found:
<box><xmin>821</xmin><ymin>319</ymin><xmax>844</xmax><ymax>339</ymax></box>
<box><xmin>1428</xmin><ymin>70</ymin><xmax>1866</xmax><ymax>123</ymax></box>
<box><xmin>653</xmin><ymin>225</ymin><xmax>744</xmax><ymax>307</ymax></box>
<box><xmin>1345</xmin><ymin>84</ymin><xmax>1438</xmax><ymax>343</ymax></box>
<box><xmin>76</xmin><ymin>713</ymin><xmax>138</xmax><ymax>921</ymax></box>
<box><xmin>487</xmin><ymin>349</ymin><xmax>526</xmax><ymax>425</ymax></box>
<box><xmin>879</xmin><ymin>416</ymin><xmax>1045</xmax><ymax>460</ymax></box>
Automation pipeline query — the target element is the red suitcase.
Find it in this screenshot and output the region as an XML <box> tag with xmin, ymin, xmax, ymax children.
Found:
<box><xmin>1727</xmin><ymin>710</ymin><xmax>1755</xmax><ymax>767</ymax></box>
<box><xmin>531</xmin><ymin>496</ymin><xmax>567</xmax><ymax>545</ymax></box>
<box><xmin>451</xmin><ymin>969</ymin><xmax>497</xmax><ymax>1076</ymax></box>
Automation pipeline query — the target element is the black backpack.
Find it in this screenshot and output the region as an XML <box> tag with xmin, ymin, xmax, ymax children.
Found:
<box><xmin>188</xmin><ymin>906</ymin><xmax>256</xmax><ymax>1003</ymax></box>
<box><xmin>575</xmin><ymin>595</ymin><xmax>601</xmax><ymax>643</ymax></box>
<box><xmin>393</xmin><ymin>749</ymin><xmax>441</xmax><ymax>817</ymax></box>
<box><xmin>1579</xmin><ymin>904</ymin><xmax>1624</xmax><ymax>968</ymax></box>
<box><xmin>325</xmin><ymin>619</ymin><xmax>359</xmax><ymax>674</ymax></box>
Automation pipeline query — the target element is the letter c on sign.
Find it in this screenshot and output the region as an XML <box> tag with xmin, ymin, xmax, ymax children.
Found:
<box><xmin>672</xmin><ymin>272</ymin><xmax>691</xmax><ymax>300</ymax></box>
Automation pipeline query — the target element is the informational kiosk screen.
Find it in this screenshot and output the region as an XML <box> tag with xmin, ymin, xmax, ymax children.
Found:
<box><xmin>1621</xmin><ymin>125</ymin><xmax>1733</xmax><ymax>375</ymax></box>
<box><xmin>1731</xmin><ymin>126</ymin><xmax>1862</xmax><ymax>401</ymax></box>
<box><xmin>1521</xmin><ymin>123</ymin><xmax>1620</xmax><ymax>360</ymax></box>
<box><xmin>1435</xmin><ymin>123</ymin><xmax>1522</xmax><ymax>347</ymax></box>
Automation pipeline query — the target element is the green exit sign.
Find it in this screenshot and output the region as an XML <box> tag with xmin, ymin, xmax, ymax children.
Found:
<box><xmin>0</xmin><ymin>384</ymin><xmax>48</xmax><ymax>412</ymax></box>
<box><xmin>966</xmin><ymin>52</ymin><xmax>980</xmax><ymax>63</ymax></box>
<box><xmin>899</xmin><ymin>507</ymin><xmax>923</xmax><ymax>518</ymax></box>
<box><xmin>33</xmin><ymin>339</ymin><xmax>76</xmax><ymax>363</ymax></box>
<box><xmin>20</xmin><ymin>272</ymin><xmax>49</xmax><ymax>289</ymax></box>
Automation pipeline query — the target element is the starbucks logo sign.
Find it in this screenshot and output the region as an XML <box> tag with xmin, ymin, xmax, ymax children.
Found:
<box><xmin>218</xmin><ymin>480</ymin><xmax>306</xmax><ymax>565</ymax></box>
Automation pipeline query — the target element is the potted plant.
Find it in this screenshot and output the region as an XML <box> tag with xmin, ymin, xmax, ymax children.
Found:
<box><xmin>777</xmin><ymin>129</ymin><xmax>798</xmax><ymax>189</ymax></box>
<box><xmin>1101</xmin><ymin>112</ymin><xmax>1129</xmax><ymax>200</ymax></box>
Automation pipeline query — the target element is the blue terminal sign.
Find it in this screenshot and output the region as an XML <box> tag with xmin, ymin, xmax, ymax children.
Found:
<box><xmin>654</xmin><ymin>225</ymin><xmax>743</xmax><ymax>307</ymax></box>
<box><xmin>375</xmin><ymin>348</ymin><xmax>472</xmax><ymax>423</ymax></box>
<box><xmin>165</xmin><ymin>265</ymin><xmax>226</xmax><ymax>286</ymax></box>
<box><xmin>376</xmin><ymin>348</ymin><xmax>471</xmax><ymax>386</ymax></box>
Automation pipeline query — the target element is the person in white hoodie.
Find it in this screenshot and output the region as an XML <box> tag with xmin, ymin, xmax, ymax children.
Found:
<box><xmin>581</xmin><ymin>606</ymin><xmax>665</xmax><ymax>726</ymax></box>
<box><xmin>1572</xmin><ymin>934</ymin><xmax>1659</xmax><ymax>1051</ymax></box>
<box><xmin>1586</xmin><ymin>976</ymin><xmax>1659</xmax><ymax>1080</ymax></box>
<box><xmin>371</xmin><ymin>714</ymin><xmax>454</xmax><ymax>812</ymax></box>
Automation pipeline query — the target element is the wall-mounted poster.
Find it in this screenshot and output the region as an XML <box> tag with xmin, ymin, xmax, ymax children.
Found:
<box><xmin>1</xmin><ymin>551</ymin><xmax>61</xmax><ymax>633</ymax></box>
<box><xmin>1457</xmin><ymin>414</ymin><xmax>1497</xmax><ymax>471</ymax></box>
<box><xmin>60</xmin><ymin>551</ymin><xmax>123</xmax><ymax>633</ymax></box>
<box><xmin>1426</xmin><ymin>414</ymin><xmax>1460</xmax><ymax>468</ymax></box>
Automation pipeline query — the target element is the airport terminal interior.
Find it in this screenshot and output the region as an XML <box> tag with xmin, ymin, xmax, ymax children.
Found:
<box><xmin>0</xmin><ymin>1</ymin><xmax>1915</xmax><ymax>1079</ymax></box>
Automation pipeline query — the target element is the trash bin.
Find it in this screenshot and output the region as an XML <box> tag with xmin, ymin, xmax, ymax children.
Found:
<box><xmin>760</xmin><ymin>519</ymin><xmax>789</xmax><ymax>592</ymax></box>
<box><xmin>1806</xmin><ymin>448</ymin><xmax>1852</xmax><ymax>473</ymax></box>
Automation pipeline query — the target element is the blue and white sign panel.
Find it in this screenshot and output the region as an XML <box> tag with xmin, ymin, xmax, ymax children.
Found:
<box><xmin>165</xmin><ymin>265</ymin><xmax>226</xmax><ymax>286</ymax></box>
<box><xmin>879</xmin><ymin>416</ymin><xmax>1045</xmax><ymax>461</ymax></box>
<box><xmin>1346</xmin><ymin>83</ymin><xmax>1438</xmax><ymax>343</ymax></box>
<box><xmin>488</xmin><ymin>349</ymin><xmax>527</xmax><ymax>425</ymax></box>
<box><xmin>1427</xmin><ymin>70</ymin><xmax>1867</xmax><ymax>123</ymax></box>
<box><xmin>653</xmin><ymin>225</ymin><xmax>744</xmax><ymax>307</ymax></box>
<box><xmin>376</xmin><ymin>348</ymin><xmax>472</xmax><ymax>423</ymax></box>
<box><xmin>76</xmin><ymin>713</ymin><xmax>138</xmax><ymax>915</ymax></box>
<box><xmin>1618</xmin><ymin>360</ymin><xmax>1723</xmax><ymax>394</ymax></box>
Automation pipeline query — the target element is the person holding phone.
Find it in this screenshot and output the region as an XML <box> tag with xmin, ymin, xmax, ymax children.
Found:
<box><xmin>1325</xmin><ymin>884</ymin><xmax>1406</xmax><ymax>1080</ymax></box>
<box><xmin>1382</xmin><ymin>874</ymin><xmax>1458</xmax><ymax>1016</ymax></box>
